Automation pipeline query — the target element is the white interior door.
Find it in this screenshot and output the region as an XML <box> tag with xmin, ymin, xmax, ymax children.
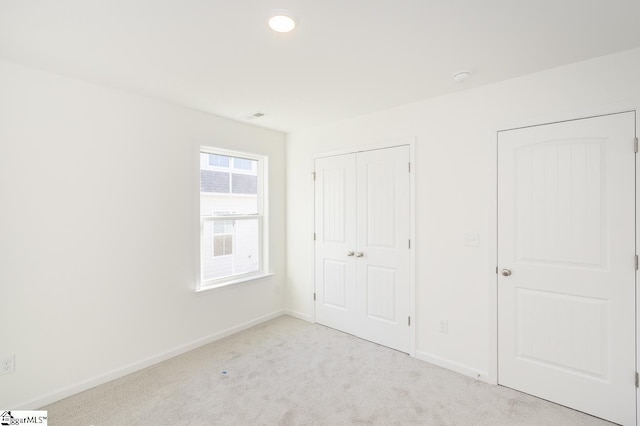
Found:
<box><xmin>314</xmin><ymin>153</ymin><xmax>358</xmax><ymax>335</ymax></box>
<box><xmin>315</xmin><ymin>146</ymin><xmax>411</xmax><ymax>353</ymax></box>
<box><xmin>356</xmin><ymin>147</ymin><xmax>411</xmax><ymax>353</ymax></box>
<box><xmin>497</xmin><ymin>112</ymin><xmax>636</xmax><ymax>425</ymax></box>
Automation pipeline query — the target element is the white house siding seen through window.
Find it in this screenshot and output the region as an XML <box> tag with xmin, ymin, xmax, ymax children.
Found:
<box><xmin>213</xmin><ymin>220</ymin><xmax>233</xmax><ymax>257</ymax></box>
<box><xmin>199</xmin><ymin>151</ymin><xmax>263</xmax><ymax>287</ymax></box>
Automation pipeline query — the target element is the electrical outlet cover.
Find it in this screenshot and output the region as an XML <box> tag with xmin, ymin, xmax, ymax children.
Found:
<box><xmin>0</xmin><ymin>354</ymin><xmax>15</xmax><ymax>375</ymax></box>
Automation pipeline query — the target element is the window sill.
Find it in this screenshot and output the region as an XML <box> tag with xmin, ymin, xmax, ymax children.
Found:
<box><xmin>196</xmin><ymin>272</ymin><xmax>275</xmax><ymax>293</ymax></box>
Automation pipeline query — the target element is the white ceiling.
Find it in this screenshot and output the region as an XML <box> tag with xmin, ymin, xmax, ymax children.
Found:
<box><xmin>1</xmin><ymin>1</ymin><xmax>639</xmax><ymax>133</ymax></box>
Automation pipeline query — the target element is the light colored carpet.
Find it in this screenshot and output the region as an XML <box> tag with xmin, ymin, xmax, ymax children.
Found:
<box><xmin>43</xmin><ymin>315</ymin><xmax>613</xmax><ymax>425</ymax></box>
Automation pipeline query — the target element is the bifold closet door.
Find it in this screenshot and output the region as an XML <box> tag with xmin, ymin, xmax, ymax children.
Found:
<box><xmin>315</xmin><ymin>146</ymin><xmax>410</xmax><ymax>353</ymax></box>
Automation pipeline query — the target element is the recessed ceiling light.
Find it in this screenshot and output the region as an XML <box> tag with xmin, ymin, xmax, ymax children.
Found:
<box><xmin>268</xmin><ymin>10</ymin><xmax>296</xmax><ymax>33</ymax></box>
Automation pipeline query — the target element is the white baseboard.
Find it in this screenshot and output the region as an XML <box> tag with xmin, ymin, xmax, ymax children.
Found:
<box><xmin>18</xmin><ymin>310</ymin><xmax>285</xmax><ymax>410</ymax></box>
<box><xmin>284</xmin><ymin>309</ymin><xmax>313</xmax><ymax>322</ymax></box>
<box><xmin>415</xmin><ymin>350</ymin><xmax>489</xmax><ymax>383</ymax></box>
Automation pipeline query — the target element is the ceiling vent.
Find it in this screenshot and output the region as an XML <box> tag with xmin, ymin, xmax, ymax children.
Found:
<box><xmin>244</xmin><ymin>112</ymin><xmax>266</xmax><ymax>120</ymax></box>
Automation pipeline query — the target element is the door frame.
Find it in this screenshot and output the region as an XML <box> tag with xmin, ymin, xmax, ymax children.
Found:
<box><xmin>488</xmin><ymin>103</ymin><xmax>639</xmax><ymax>420</ymax></box>
<box><xmin>311</xmin><ymin>138</ymin><xmax>417</xmax><ymax>357</ymax></box>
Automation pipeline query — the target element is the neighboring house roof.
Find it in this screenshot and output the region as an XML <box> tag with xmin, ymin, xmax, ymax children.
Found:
<box><xmin>200</xmin><ymin>170</ymin><xmax>257</xmax><ymax>195</ymax></box>
<box><xmin>231</xmin><ymin>173</ymin><xmax>257</xmax><ymax>194</ymax></box>
<box><xmin>201</xmin><ymin>170</ymin><xmax>230</xmax><ymax>193</ymax></box>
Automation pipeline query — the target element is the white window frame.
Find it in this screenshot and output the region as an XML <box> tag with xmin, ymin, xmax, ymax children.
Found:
<box><xmin>198</xmin><ymin>146</ymin><xmax>269</xmax><ymax>291</ymax></box>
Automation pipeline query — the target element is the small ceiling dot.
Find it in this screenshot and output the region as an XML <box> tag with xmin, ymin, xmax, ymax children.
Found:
<box><xmin>452</xmin><ymin>70</ymin><xmax>472</xmax><ymax>83</ymax></box>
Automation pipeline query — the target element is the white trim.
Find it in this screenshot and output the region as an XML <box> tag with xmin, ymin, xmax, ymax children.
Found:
<box><xmin>200</xmin><ymin>145</ymin><xmax>266</xmax><ymax>162</ymax></box>
<box><xmin>196</xmin><ymin>272</ymin><xmax>275</xmax><ymax>293</ymax></box>
<box><xmin>487</xmin><ymin>128</ymin><xmax>499</xmax><ymax>385</ymax></box>
<box><xmin>15</xmin><ymin>310</ymin><xmax>285</xmax><ymax>410</ymax></box>
<box><xmin>313</xmin><ymin>141</ymin><xmax>413</xmax><ymax>159</ymax></box>
<box><xmin>406</xmin><ymin>137</ymin><xmax>417</xmax><ymax>357</ymax></box>
<box><xmin>284</xmin><ymin>310</ymin><xmax>313</xmax><ymax>322</ymax></box>
<box><xmin>261</xmin><ymin>156</ymin><xmax>270</xmax><ymax>276</ymax></box>
<box><xmin>490</xmin><ymin>101</ymin><xmax>640</xmax><ymax>136</ymax></box>
<box><xmin>488</xmin><ymin>101</ymin><xmax>640</xmax><ymax>391</ymax></box>
<box><xmin>310</xmin><ymin>155</ymin><xmax>317</xmax><ymax>323</ymax></box>
<box><xmin>200</xmin><ymin>192</ymin><xmax>257</xmax><ymax>197</ymax></box>
<box><xmin>635</xmin><ymin>110</ymin><xmax>639</xmax><ymax>426</ymax></box>
<box><xmin>312</xmin><ymin>138</ymin><xmax>417</xmax><ymax>357</ymax></box>
<box><xmin>416</xmin><ymin>351</ymin><xmax>489</xmax><ymax>383</ymax></box>
<box><xmin>193</xmin><ymin>143</ymin><xmax>202</xmax><ymax>292</ymax></box>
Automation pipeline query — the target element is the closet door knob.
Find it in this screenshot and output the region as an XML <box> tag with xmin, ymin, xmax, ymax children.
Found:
<box><xmin>347</xmin><ymin>251</ymin><xmax>355</xmax><ymax>257</ymax></box>
<box><xmin>356</xmin><ymin>252</ymin><xmax>364</xmax><ymax>258</ymax></box>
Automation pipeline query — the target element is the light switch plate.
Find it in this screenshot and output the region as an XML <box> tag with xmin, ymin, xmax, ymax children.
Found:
<box><xmin>463</xmin><ymin>233</ymin><xmax>480</xmax><ymax>247</ymax></box>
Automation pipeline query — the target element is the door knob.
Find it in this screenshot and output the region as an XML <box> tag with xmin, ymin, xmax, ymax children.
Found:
<box><xmin>347</xmin><ymin>251</ymin><xmax>355</xmax><ymax>257</ymax></box>
<box><xmin>356</xmin><ymin>252</ymin><xmax>364</xmax><ymax>258</ymax></box>
<box><xmin>501</xmin><ymin>268</ymin><xmax>512</xmax><ymax>277</ymax></box>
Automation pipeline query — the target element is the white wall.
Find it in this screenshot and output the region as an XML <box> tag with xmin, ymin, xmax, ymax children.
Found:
<box><xmin>286</xmin><ymin>48</ymin><xmax>640</xmax><ymax>379</ymax></box>
<box><xmin>0</xmin><ymin>60</ymin><xmax>286</xmax><ymax>408</ymax></box>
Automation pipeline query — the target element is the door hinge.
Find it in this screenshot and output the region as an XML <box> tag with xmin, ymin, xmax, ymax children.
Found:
<box><xmin>312</xmin><ymin>171</ymin><xmax>316</xmax><ymax>180</ymax></box>
<box><xmin>408</xmin><ymin>316</ymin><xmax>411</xmax><ymax>326</ymax></box>
<box><xmin>408</xmin><ymin>239</ymin><xmax>411</xmax><ymax>249</ymax></box>
<box><xmin>635</xmin><ymin>254</ymin><xmax>638</xmax><ymax>271</ymax></box>
<box><xmin>408</xmin><ymin>162</ymin><xmax>411</xmax><ymax>173</ymax></box>
<box><xmin>313</xmin><ymin>292</ymin><xmax>316</xmax><ymax>301</ymax></box>
<box><xmin>635</xmin><ymin>137</ymin><xmax>638</xmax><ymax>153</ymax></box>
<box><xmin>635</xmin><ymin>372</ymin><xmax>639</xmax><ymax>388</ymax></box>
<box><xmin>496</xmin><ymin>266</ymin><xmax>498</xmax><ymax>274</ymax></box>
<box><xmin>314</xmin><ymin>233</ymin><xmax>316</xmax><ymax>241</ymax></box>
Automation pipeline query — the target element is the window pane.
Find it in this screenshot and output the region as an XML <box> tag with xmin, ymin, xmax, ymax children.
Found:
<box><xmin>200</xmin><ymin>170</ymin><xmax>230</xmax><ymax>193</ymax></box>
<box><xmin>202</xmin><ymin>219</ymin><xmax>259</xmax><ymax>281</ymax></box>
<box><xmin>213</xmin><ymin>234</ymin><xmax>232</xmax><ymax>256</ymax></box>
<box><xmin>209</xmin><ymin>154</ymin><xmax>229</xmax><ymax>167</ymax></box>
<box><xmin>233</xmin><ymin>219</ymin><xmax>259</xmax><ymax>275</ymax></box>
<box><xmin>233</xmin><ymin>158</ymin><xmax>252</xmax><ymax>170</ymax></box>
<box><xmin>213</xmin><ymin>220</ymin><xmax>234</xmax><ymax>234</ymax></box>
<box><xmin>231</xmin><ymin>173</ymin><xmax>257</xmax><ymax>194</ymax></box>
<box><xmin>200</xmin><ymin>153</ymin><xmax>259</xmax><ymax>216</ymax></box>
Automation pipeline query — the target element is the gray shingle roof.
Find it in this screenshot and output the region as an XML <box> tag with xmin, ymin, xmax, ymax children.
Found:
<box><xmin>231</xmin><ymin>173</ymin><xmax>257</xmax><ymax>194</ymax></box>
<box><xmin>200</xmin><ymin>170</ymin><xmax>230</xmax><ymax>193</ymax></box>
<box><xmin>201</xmin><ymin>171</ymin><xmax>257</xmax><ymax>194</ymax></box>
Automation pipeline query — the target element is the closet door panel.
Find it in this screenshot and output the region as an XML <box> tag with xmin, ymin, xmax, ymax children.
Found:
<box><xmin>314</xmin><ymin>154</ymin><xmax>358</xmax><ymax>334</ymax></box>
<box><xmin>356</xmin><ymin>146</ymin><xmax>411</xmax><ymax>353</ymax></box>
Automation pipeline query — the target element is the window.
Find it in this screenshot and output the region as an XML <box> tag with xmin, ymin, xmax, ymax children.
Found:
<box><xmin>199</xmin><ymin>148</ymin><xmax>267</xmax><ymax>289</ymax></box>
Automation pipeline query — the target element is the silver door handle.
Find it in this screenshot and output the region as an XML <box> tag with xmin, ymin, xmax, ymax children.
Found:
<box><xmin>501</xmin><ymin>268</ymin><xmax>512</xmax><ymax>277</ymax></box>
<box><xmin>356</xmin><ymin>252</ymin><xmax>364</xmax><ymax>258</ymax></box>
<box><xmin>347</xmin><ymin>251</ymin><xmax>355</xmax><ymax>257</ymax></box>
